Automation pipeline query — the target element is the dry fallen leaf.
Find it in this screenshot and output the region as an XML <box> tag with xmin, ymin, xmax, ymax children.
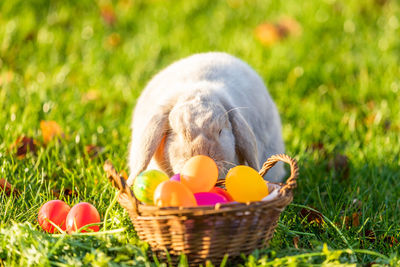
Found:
<box><xmin>254</xmin><ymin>23</ymin><xmax>281</xmax><ymax>46</ymax></box>
<box><xmin>106</xmin><ymin>32</ymin><xmax>121</xmax><ymax>48</ymax></box>
<box><xmin>299</xmin><ymin>207</ymin><xmax>325</xmax><ymax>226</ymax></box>
<box><xmin>100</xmin><ymin>4</ymin><xmax>117</xmax><ymax>26</ymax></box>
<box><xmin>364</xmin><ymin>229</ymin><xmax>376</xmax><ymax>243</ymax></box>
<box><xmin>342</xmin><ymin>211</ymin><xmax>361</xmax><ymax>228</ymax></box>
<box><xmin>277</xmin><ymin>17</ymin><xmax>302</xmax><ymax>37</ymax></box>
<box><xmin>0</xmin><ymin>178</ymin><xmax>20</xmax><ymax>196</ymax></box>
<box><xmin>40</xmin><ymin>120</ymin><xmax>64</xmax><ymax>144</ymax></box>
<box><xmin>293</xmin><ymin>236</ymin><xmax>300</xmax><ymax>249</ymax></box>
<box><xmin>85</xmin><ymin>144</ymin><xmax>104</xmax><ymax>159</ymax></box>
<box><xmin>10</xmin><ymin>136</ymin><xmax>38</xmax><ymax>159</ymax></box>
<box><xmin>51</xmin><ymin>188</ymin><xmax>77</xmax><ymax>198</ymax></box>
<box><xmin>383</xmin><ymin>235</ymin><xmax>398</xmax><ymax>247</ymax></box>
<box><xmin>254</xmin><ymin>17</ymin><xmax>301</xmax><ymax>46</ymax></box>
<box><xmin>328</xmin><ymin>154</ymin><xmax>350</xmax><ymax>180</ymax></box>
<box><xmin>82</xmin><ymin>90</ymin><xmax>100</xmax><ymax>103</ymax></box>
<box><xmin>309</xmin><ymin>141</ymin><xmax>325</xmax><ymax>152</ymax></box>
<box><xmin>352</xmin><ymin>212</ymin><xmax>360</xmax><ymax>227</ymax></box>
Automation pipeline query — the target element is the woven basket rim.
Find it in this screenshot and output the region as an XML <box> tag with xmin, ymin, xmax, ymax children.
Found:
<box><xmin>135</xmin><ymin>182</ymin><xmax>291</xmax><ymax>215</ymax></box>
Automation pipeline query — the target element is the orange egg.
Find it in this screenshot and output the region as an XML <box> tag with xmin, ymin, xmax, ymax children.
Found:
<box><xmin>181</xmin><ymin>155</ymin><xmax>218</xmax><ymax>193</ymax></box>
<box><xmin>153</xmin><ymin>180</ymin><xmax>197</xmax><ymax>207</ymax></box>
<box><xmin>225</xmin><ymin>165</ymin><xmax>269</xmax><ymax>203</ymax></box>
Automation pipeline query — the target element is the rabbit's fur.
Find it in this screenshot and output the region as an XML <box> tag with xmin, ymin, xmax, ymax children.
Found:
<box><xmin>127</xmin><ymin>52</ymin><xmax>285</xmax><ymax>186</ymax></box>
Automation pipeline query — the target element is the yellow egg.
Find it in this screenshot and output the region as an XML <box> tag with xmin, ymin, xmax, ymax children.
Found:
<box><xmin>225</xmin><ymin>165</ymin><xmax>269</xmax><ymax>203</ymax></box>
<box><xmin>181</xmin><ymin>155</ymin><xmax>218</xmax><ymax>193</ymax></box>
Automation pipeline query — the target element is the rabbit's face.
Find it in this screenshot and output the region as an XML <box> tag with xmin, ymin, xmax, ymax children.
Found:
<box><xmin>160</xmin><ymin>99</ymin><xmax>238</xmax><ymax>178</ymax></box>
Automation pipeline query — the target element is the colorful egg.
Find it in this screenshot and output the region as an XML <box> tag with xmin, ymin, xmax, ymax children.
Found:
<box><xmin>170</xmin><ymin>173</ymin><xmax>181</xmax><ymax>182</ymax></box>
<box><xmin>181</xmin><ymin>155</ymin><xmax>218</xmax><ymax>193</ymax></box>
<box><xmin>225</xmin><ymin>165</ymin><xmax>269</xmax><ymax>203</ymax></box>
<box><xmin>153</xmin><ymin>180</ymin><xmax>197</xmax><ymax>207</ymax></box>
<box><xmin>133</xmin><ymin>170</ymin><xmax>169</xmax><ymax>205</ymax></box>
<box><xmin>194</xmin><ymin>192</ymin><xmax>228</xmax><ymax>206</ymax></box>
<box><xmin>66</xmin><ymin>202</ymin><xmax>100</xmax><ymax>233</ymax></box>
<box><xmin>38</xmin><ymin>200</ymin><xmax>70</xmax><ymax>233</ymax></box>
<box><xmin>210</xmin><ymin>187</ymin><xmax>234</xmax><ymax>202</ymax></box>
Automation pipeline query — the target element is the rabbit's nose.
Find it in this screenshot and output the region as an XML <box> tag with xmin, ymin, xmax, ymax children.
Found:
<box><xmin>190</xmin><ymin>134</ymin><xmax>211</xmax><ymax>156</ymax></box>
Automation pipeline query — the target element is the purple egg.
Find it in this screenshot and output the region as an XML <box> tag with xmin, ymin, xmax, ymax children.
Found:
<box><xmin>170</xmin><ymin>173</ymin><xmax>180</xmax><ymax>182</ymax></box>
<box><xmin>194</xmin><ymin>192</ymin><xmax>228</xmax><ymax>206</ymax></box>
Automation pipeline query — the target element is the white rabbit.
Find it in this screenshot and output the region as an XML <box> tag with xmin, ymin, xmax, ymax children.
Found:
<box><xmin>127</xmin><ymin>52</ymin><xmax>285</xmax><ymax>186</ymax></box>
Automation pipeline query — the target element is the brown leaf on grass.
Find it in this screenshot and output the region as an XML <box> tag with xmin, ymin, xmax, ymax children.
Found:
<box><xmin>383</xmin><ymin>236</ymin><xmax>398</xmax><ymax>247</ymax></box>
<box><xmin>82</xmin><ymin>90</ymin><xmax>100</xmax><ymax>103</ymax></box>
<box><xmin>51</xmin><ymin>188</ymin><xmax>77</xmax><ymax>198</ymax></box>
<box><xmin>309</xmin><ymin>141</ymin><xmax>325</xmax><ymax>152</ymax></box>
<box><xmin>0</xmin><ymin>178</ymin><xmax>20</xmax><ymax>196</ymax></box>
<box><xmin>364</xmin><ymin>113</ymin><xmax>379</xmax><ymax>127</ymax></box>
<box><xmin>10</xmin><ymin>136</ymin><xmax>38</xmax><ymax>159</ymax></box>
<box><xmin>307</xmin><ymin>141</ymin><xmax>328</xmax><ymax>158</ymax></box>
<box><xmin>342</xmin><ymin>212</ymin><xmax>361</xmax><ymax>228</ymax></box>
<box><xmin>364</xmin><ymin>229</ymin><xmax>376</xmax><ymax>243</ymax></box>
<box><xmin>254</xmin><ymin>23</ymin><xmax>281</xmax><ymax>46</ymax></box>
<box><xmin>100</xmin><ymin>4</ymin><xmax>117</xmax><ymax>26</ymax></box>
<box><xmin>352</xmin><ymin>212</ymin><xmax>360</xmax><ymax>227</ymax></box>
<box><xmin>40</xmin><ymin>120</ymin><xmax>64</xmax><ymax>144</ymax></box>
<box><xmin>299</xmin><ymin>207</ymin><xmax>324</xmax><ymax>226</ymax></box>
<box><xmin>327</xmin><ymin>154</ymin><xmax>350</xmax><ymax>180</ymax></box>
<box><xmin>383</xmin><ymin>119</ymin><xmax>391</xmax><ymax>131</ymax></box>
<box><xmin>85</xmin><ymin>144</ymin><xmax>104</xmax><ymax>159</ymax></box>
<box><xmin>254</xmin><ymin>17</ymin><xmax>301</xmax><ymax>46</ymax></box>
<box><xmin>277</xmin><ymin>17</ymin><xmax>302</xmax><ymax>37</ymax></box>
<box><xmin>293</xmin><ymin>236</ymin><xmax>300</xmax><ymax>249</ymax></box>
<box><xmin>106</xmin><ymin>32</ymin><xmax>121</xmax><ymax>48</ymax></box>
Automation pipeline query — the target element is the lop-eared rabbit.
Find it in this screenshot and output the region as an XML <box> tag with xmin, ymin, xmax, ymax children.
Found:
<box><xmin>127</xmin><ymin>52</ymin><xmax>285</xmax><ymax>186</ymax></box>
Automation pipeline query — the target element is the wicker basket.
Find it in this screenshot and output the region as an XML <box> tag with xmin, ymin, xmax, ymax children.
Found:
<box><xmin>105</xmin><ymin>154</ymin><xmax>298</xmax><ymax>266</ymax></box>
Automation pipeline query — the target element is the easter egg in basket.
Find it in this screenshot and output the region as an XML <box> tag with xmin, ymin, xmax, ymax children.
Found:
<box><xmin>153</xmin><ymin>180</ymin><xmax>197</xmax><ymax>207</ymax></box>
<box><xmin>194</xmin><ymin>192</ymin><xmax>228</xmax><ymax>206</ymax></box>
<box><xmin>210</xmin><ymin>187</ymin><xmax>234</xmax><ymax>202</ymax></box>
<box><xmin>225</xmin><ymin>165</ymin><xmax>269</xmax><ymax>203</ymax></box>
<box><xmin>133</xmin><ymin>170</ymin><xmax>169</xmax><ymax>205</ymax></box>
<box><xmin>181</xmin><ymin>155</ymin><xmax>218</xmax><ymax>193</ymax></box>
<box><xmin>170</xmin><ymin>173</ymin><xmax>180</xmax><ymax>182</ymax></box>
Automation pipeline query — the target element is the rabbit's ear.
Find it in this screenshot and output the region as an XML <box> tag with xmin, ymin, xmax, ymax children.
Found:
<box><xmin>127</xmin><ymin>110</ymin><xmax>169</xmax><ymax>186</ymax></box>
<box><xmin>227</xmin><ymin>108</ymin><xmax>260</xmax><ymax>170</ymax></box>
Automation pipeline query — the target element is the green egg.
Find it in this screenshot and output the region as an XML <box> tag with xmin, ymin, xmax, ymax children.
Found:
<box><xmin>133</xmin><ymin>170</ymin><xmax>169</xmax><ymax>205</ymax></box>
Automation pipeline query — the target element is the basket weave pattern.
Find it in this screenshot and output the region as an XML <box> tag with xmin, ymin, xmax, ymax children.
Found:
<box><xmin>105</xmin><ymin>154</ymin><xmax>298</xmax><ymax>265</ymax></box>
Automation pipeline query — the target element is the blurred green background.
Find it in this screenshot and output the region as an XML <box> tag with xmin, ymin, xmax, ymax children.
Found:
<box><xmin>1</xmin><ymin>0</ymin><xmax>400</xmax><ymax>265</ymax></box>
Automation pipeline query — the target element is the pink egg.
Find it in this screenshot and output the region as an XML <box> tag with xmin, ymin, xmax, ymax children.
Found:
<box><xmin>194</xmin><ymin>192</ymin><xmax>228</xmax><ymax>206</ymax></box>
<box><xmin>170</xmin><ymin>173</ymin><xmax>180</xmax><ymax>182</ymax></box>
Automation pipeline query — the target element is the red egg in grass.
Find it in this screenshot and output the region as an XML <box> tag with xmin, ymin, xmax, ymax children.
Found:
<box><xmin>38</xmin><ymin>200</ymin><xmax>71</xmax><ymax>233</ymax></box>
<box><xmin>66</xmin><ymin>202</ymin><xmax>101</xmax><ymax>233</ymax></box>
<box><xmin>209</xmin><ymin>187</ymin><xmax>234</xmax><ymax>202</ymax></box>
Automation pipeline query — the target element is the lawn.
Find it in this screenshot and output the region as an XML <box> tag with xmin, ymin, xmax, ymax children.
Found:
<box><xmin>1</xmin><ymin>0</ymin><xmax>400</xmax><ymax>266</ymax></box>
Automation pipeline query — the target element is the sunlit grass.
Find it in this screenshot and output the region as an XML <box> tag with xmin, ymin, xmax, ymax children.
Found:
<box><xmin>1</xmin><ymin>0</ymin><xmax>400</xmax><ymax>265</ymax></box>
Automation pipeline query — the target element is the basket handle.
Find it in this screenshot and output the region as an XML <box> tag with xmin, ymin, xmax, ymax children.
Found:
<box><xmin>103</xmin><ymin>160</ymin><xmax>139</xmax><ymax>216</ymax></box>
<box><xmin>258</xmin><ymin>154</ymin><xmax>299</xmax><ymax>195</ymax></box>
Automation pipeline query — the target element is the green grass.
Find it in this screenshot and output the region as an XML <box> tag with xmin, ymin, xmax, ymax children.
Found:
<box><xmin>1</xmin><ymin>0</ymin><xmax>400</xmax><ymax>265</ymax></box>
